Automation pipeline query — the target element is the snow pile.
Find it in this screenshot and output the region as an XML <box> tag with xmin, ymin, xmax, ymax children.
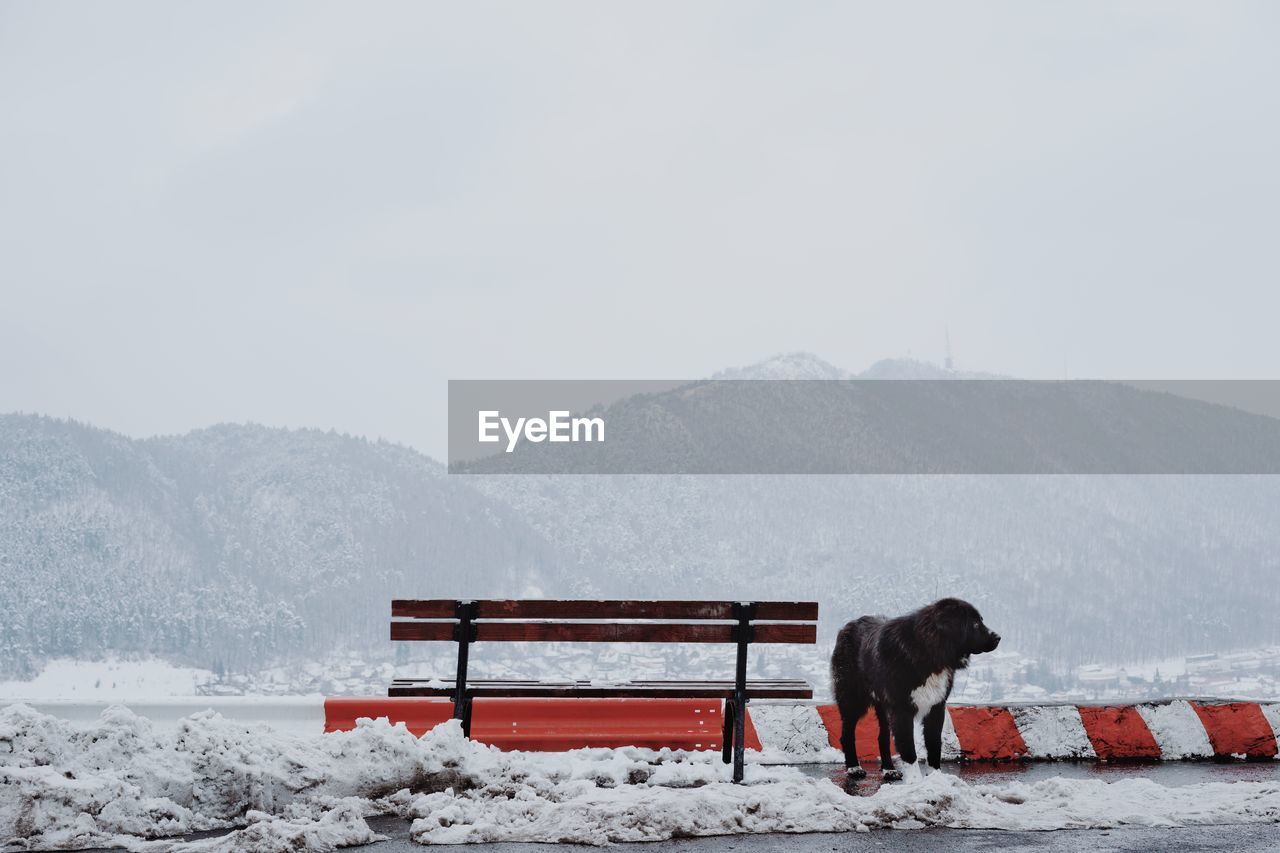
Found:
<box><xmin>748</xmin><ymin>703</ymin><xmax>843</xmax><ymax>762</ymax></box>
<box><xmin>400</xmin><ymin>756</ymin><xmax>1280</xmax><ymax>844</ymax></box>
<box><xmin>141</xmin><ymin>802</ymin><xmax>380</xmax><ymax>852</ymax></box>
<box><xmin>3</xmin><ymin>703</ymin><xmax>1279</xmax><ymax>850</ymax></box>
<box><xmin>0</xmin><ymin>703</ymin><xmax>471</xmax><ymax>851</ymax></box>
<box><xmin>403</xmin><ymin>769</ymin><xmax>854</xmax><ymax>844</ymax></box>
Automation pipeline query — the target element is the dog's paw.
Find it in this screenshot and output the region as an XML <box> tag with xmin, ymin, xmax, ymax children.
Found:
<box><xmin>846</xmin><ymin>766</ymin><xmax>867</xmax><ymax>780</ymax></box>
<box><xmin>882</xmin><ymin>768</ymin><xmax>903</xmax><ymax>782</ymax></box>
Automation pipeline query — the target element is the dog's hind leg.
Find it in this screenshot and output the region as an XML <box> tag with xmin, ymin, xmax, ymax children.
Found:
<box><xmin>838</xmin><ymin>701</ymin><xmax>867</xmax><ymax>778</ymax></box>
<box><xmin>874</xmin><ymin>704</ymin><xmax>895</xmax><ymax>774</ymax></box>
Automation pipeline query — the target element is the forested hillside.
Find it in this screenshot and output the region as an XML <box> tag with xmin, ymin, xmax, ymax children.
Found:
<box><xmin>466</xmin><ymin>356</ymin><xmax>1280</xmax><ymax>664</ymax></box>
<box><xmin>4</xmin><ymin>356</ymin><xmax>1280</xmax><ymax>681</ymax></box>
<box><xmin>0</xmin><ymin>416</ymin><xmax>560</xmax><ymax>678</ymax></box>
<box><xmin>473</xmin><ymin>472</ymin><xmax>1280</xmax><ymax>667</ymax></box>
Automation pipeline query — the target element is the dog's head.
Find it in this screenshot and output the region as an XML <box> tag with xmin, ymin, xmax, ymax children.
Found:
<box><xmin>933</xmin><ymin>598</ymin><xmax>1000</xmax><ymax>666</ymax></box>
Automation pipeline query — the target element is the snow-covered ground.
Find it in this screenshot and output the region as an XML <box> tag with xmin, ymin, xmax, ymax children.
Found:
<box><xmin>8</xmin><ymin>646</ymin><xmax>1278</xmax><ymax>707</ymax></box>
<box><xmin>0</xmin><ymin>659</ymin><xmax>218</xmax><ymax>702</ymax></box>
<box><xmin>0</xmin><ymin>659</ymin><xmax>326</xmax><ymax>738</ymax></box>
<box><xmin>1</xmin><ymin>704</ymin><xmax>1277</xmax><ymax>851</ymax></box>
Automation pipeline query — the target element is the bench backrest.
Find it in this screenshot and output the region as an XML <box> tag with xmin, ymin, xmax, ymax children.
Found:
<box><xmin>390</xmin><ymin>599</ymin><xmax>818</xmax><ymax>644</ymax></box>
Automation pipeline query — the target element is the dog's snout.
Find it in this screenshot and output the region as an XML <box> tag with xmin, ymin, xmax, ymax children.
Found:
<box><xmin>989</xmin><ymin>632</ymin><xmax>1001</xmax><ymax>649</ymax></box>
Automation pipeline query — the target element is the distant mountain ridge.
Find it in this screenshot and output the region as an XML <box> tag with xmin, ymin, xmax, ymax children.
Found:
<box><xmin>714</xmin><ymin>352</ymin><xmax>1003</xmax><ymax>380</ymax></box>
<box><xmin>457</xmin><ymin>359</ymin><xmax>1280</xmax><ymax>476</ymax></box>
<box><xmin>3</xmin><ymin>355</ymin><xmax>1280</xmax><ymax>680</ymax></box>
<box><xmin>713</xmin><ymin>352</ymin><xmax>855</xmax><ymax>380</ymax></box>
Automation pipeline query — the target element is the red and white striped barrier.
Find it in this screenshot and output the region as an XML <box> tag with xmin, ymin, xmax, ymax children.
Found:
<box><xmin>327</xmin><ymin>697</ymin><xmax>1280</xmax><ymax>762</ymax></box>
<box><xmin>24</xmin><ymin>697</ymin><xmax>1278</xmax><ymax>762</ymax></box>
<box><xmin>751</xmin><ymin>699</ymin><xmax>1280</xmax><ymax>762</ymax></box>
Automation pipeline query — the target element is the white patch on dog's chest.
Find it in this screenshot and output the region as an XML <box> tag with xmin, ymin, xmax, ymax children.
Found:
<box><xmin>910</xmin><ymin>670</ymin><xmax>952</xmax><ymax>717</ymax></box>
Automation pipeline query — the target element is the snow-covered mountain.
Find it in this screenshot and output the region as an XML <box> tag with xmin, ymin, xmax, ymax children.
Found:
<box><xmin>714</xmin><ymin>352</ymin><xmax>1000</xmax><ymax>380</ymax></box>
<box><xmin>0</xmin><ymin>416</ymin><xmax>561</xmax><ymax>678</ymax></box>
<box><xmin>4</xmin><ymin>356</ymin><xmax>1280</xmax><ymax>682</ymax></box>
<box><xmin>471</xmin><ymin>472</ymin><xmax>1280</xmax><ymax>669</ymax></box>
<box><xmin>457</xmin><ymin>358</ymin><xmax>1280</xmax><ymax>476</ymax></box>
<box><xmin>713</xmin><ymin>353</ymin><xmax>854</xmax><ymax>380</ymax></box>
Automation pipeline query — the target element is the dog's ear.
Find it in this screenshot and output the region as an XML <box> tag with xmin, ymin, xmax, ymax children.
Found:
<box><xmin>934</xmin><ymin>598</ymin><xmax>966</xmax><ymax>624</ymax></box>
<box><xmin>937</xmin><ymin>600</ymin><xmax>981</xmax><ymax>643</ymax></box>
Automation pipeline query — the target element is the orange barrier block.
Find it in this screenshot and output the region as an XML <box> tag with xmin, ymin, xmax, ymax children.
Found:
<box><xmin>1077</xmin><ymin>705</ymin><xmax>1161</xmax><ymax>760</ymax></box>
<box><xmin>742</xmin><ymin>707</ymin><xmax>762</xmax><ymax>751</ymax></box>
<box><xmin>325</xmin><ymin>697</ymin><xmax>753</xmax><ymax>752</ymax></box>
<box><xmin>1190</xmin><ymin>702</ymin><xmax>1278</xmax><ymax>759</ymax></box>
<box><xmin>815</xmin><ymin>704</ymin><xmax>840</xmax><ymax>750</ymax></box>
<box><xmin>815</xmin><ymin>704</ymin><xmax>895</xmax><ymax>763</ymax></box>
<box><xmin>476</xmin><ymin>698</ymin><xmax>740</xmax><ymax>751</ymax></box>
<box><xmin>948</xmin><ymin>706</ymin><xmax>1028</xmax><ymax>760</ymax></box>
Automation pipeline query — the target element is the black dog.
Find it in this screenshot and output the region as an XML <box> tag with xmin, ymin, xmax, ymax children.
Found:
<box><xmin>831</xmin><ymin>598</ymin><xmax>1000</xmax><ymax>780</ymax></box>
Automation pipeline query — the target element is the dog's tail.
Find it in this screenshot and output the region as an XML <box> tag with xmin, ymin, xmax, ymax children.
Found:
<box><xmin>830</xmin><ymin>618</ymin><xmax>865</xmax><ymax>701</ymax></box>
<box><xmin>831</xmin><ymin>615</ymin><xmax>885</xmax><ymax>703</ymax></box>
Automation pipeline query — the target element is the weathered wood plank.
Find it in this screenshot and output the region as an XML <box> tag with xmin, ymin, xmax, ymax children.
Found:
<box><xmin>477</xmin><ymin>600</ymin><xmax>739</xmax><ymax>619</ymax></box>
<box><xmin>752</xmin><ymin>623</ymin><xmax>818</xmax><ymax>644</ymax></box>
<box><xmin>753</xmin><ymin>601</ymin><xmax>819</xmax><ymax>621</ymax></box>
<box><xmin>391</xmin><ymin>599</ymin><xmax>819</xmax><ymax>622</ymax></box>
<box><xmin>391</xmin><ymin>600</ymin><xmax>457</xmax><ymax>618</ymax></box>
<box><xmin>474</xmin><ymin>622</ymin><xmax>737</xmax><ymax>643</ymax></box>
<box><xmin>391</xmin><ymin>619</ymin><xmax>817</xmax><ymax>644</ymax></box>
<box><xmin>387</xmin><ymin>678</ymin><xmax>814</xmax><ymax>699</ymax></box>
<box><xmin>390</xmin><ymin>621</ymin><xmax>455</xmax><ymax>641</ymax></box>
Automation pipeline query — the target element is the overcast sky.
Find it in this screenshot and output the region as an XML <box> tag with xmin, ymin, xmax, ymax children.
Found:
<box><xmin>2</xmin><ymin>1</ymin><xmax>1278</xmax><ymax>458</ymax></box>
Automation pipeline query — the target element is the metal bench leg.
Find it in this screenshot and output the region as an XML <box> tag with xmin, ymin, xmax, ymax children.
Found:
<box><xmin>731</xmin><ymin>602</ymin><xmax>755</xmax><ymax>784</ymax></box>
<box><xmin>459</xmin><ymin>696</ymin><xmax>474</xmax><ymax>739</ymax></box>
<box><xmin>452</xmin><ymin>600</ymin><xmax>478</xmax><ymax>739</ymax></box>
<box><xmin>733</xmin><ymin>696</ymin><xmax>746</xmax><ymax>783</ymax></box>
<box><xmin>722</xmin><ymin>699</ymin><xmax>735</xmax><ymax>764</ymax></box>
<box><xmin>450</xmin><ymin>693</ymin><xmax>474</xmax><ymax>737</ymax></box>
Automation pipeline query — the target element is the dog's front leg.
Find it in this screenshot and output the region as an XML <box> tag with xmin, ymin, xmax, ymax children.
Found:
<box><xmin>882</xmin><ymin>704</ymin><xmax>918</xmax><ymax>781</ymax></box>
<box><xmin>922</xmin><ymin>703</ymin><xmax>946</xmax><ymax>769</ymax></box>
<box><xmin>891</xmin><ymin>709</ymin><xmax>918</xmax><ymax>767</ymax></box>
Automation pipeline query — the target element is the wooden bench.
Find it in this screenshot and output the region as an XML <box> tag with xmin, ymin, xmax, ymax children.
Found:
<box><xmin>389</xmin><ymin>599</ymin><xmax>818</xmax><ymax>782</ymax></box>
